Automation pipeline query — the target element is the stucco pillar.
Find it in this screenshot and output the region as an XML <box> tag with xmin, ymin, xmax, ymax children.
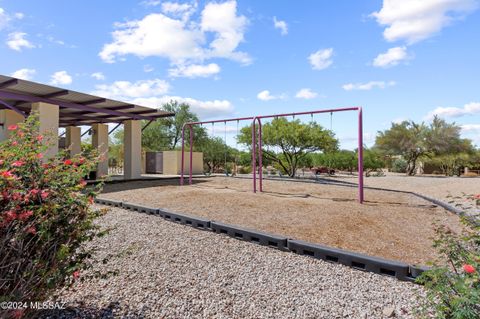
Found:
<box><xmin>31</xmin><ymin>102</ymin><xmax>59</xmax><ymax>159</ymax></box>
<box><xmin>65</xmin><ymin>126</ymin><xmax>81</xmax><ymax>157</ymax></box>
<box><xmin>124</xmin><ymin>120</ymin><xmax>142</xmax><ymax>179</ymax></box>
<box><xmin>92</xmin><ymin>123</ymin><xmax>108</xmax><ymax>178</ymax></box>
<box><xmin>0</xmin><ymin>110</ymin><xmax>25</xmax><ymax>142</ymax></box>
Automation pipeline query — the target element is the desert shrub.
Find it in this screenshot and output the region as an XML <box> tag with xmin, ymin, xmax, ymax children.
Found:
<box><xmin>0</xmin><ymin>114</ymin><xmax>105</xmax><ymax>318</ymax></box>
<box><xmin>417</xmin><ymin>193</ymin><xmax>480</xmax><ymax>318</ymax></box>
<box><xmin>238</xmin><ymin>165</ymin><xmax>251</xmax><ymax>174</ymax></box>
<box><xmin>391</xmin><ymin>158</ymin><xmax>408</xmax><ymax>173</ymax></box>
<box><xmin>464</xmin><ymin>172</ymin><xmax>479</xmax><ymax>177</ymax></box>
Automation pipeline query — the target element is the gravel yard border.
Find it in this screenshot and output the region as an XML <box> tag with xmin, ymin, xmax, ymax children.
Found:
<box><xmin>94</xmin><ymin>197</ymin><xmax>427</xmax><ymax>282</ymax></box>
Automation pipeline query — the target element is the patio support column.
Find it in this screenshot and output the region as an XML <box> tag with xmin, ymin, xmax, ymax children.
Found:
<box><xmin>92</xmin><ymin>123</ymin><xmax>108</xmax><ymax>178</ymax></box>
<box><xmin>0</xmin><ymin>109</ymin><xmax>25</xmax><ymax>142</ymax></box>
<box><xmin>65</xmin><ymin>126</ymin><xmax>81</xmax><ymax>157</ymax></box>
<box><xmin>124</xmin><ymin>120</ymin><xmax>141</xmax><ymax>180</ymax></box>
<box><xmin>31</xmin><ymin>102</ymin><xmax>59</xmax><ymax>159</ymax></box>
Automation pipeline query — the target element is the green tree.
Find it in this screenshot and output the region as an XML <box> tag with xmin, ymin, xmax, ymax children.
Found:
<box><xmin>238</xmin><ymin>118</ymin><xmax>338</xmax><ymax>177</ymax></box>
<box><xmin>313</xmin><ymin>150</ymin><xmax>357</xmax><ymax>173</ymax></box>
<box><xmin>375</xmin><ymin>116</ymin><xmax>473</xmax><ymax>176</ymax></box>
<box><xmin>200</xmin><ymin>137</ymin><xmax>236</xmax><ymax>173</ymax></box>
<box><xmin>363</xmin><ymin>148</ymin><xmax>385</xmax><ymax>177</ymax></box>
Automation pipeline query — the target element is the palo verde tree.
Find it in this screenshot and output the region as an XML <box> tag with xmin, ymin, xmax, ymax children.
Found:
<box><xmin>375</xmin><ymin>116</ymin><xmax>473</xmax><ymax>176</ymax></box>
<box><xmin>238</xmin><ymin>118</ymin><xmax>338</xmax><ymax>177</ymax></box>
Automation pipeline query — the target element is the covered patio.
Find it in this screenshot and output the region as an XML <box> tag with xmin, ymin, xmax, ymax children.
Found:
<box><xmin>0</xmin><ymin>74</ymin><xmax>174</xmax><ymax>180</ymax></box>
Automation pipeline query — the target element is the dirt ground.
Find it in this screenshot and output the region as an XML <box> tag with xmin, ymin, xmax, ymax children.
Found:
<box><xmin>99</xmin><ymin>176</ymin><xmax>465</xmax><ymax>265</ymax></box>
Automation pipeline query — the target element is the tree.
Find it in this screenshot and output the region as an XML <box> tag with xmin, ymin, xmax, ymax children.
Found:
<box><xmin>363</xmin><ymin>148</ymin><xmax>386</xmax><ymax>177</ymax></box>
<box><xmin>375</xmin><ymin>116</ymin><xmax>473</xmax><ymax>176</ymax></box>
<box><xmin>238</xmin><ymin>118</ymin><xmax>338</xmax><ymax>177</ymax></box>
<box><xmin>313</xmin><ymin>150</ymin><xmax>357</xmax><ymax>173</ymax></box>
<box><xmin>112</xmin><ymin>101</ymin><xmax>207</xmax><ymax>152</ymax></box>
<box><xmin>200</xmin><ymin>137</ymin><xmax>236</xmax><ymax>173</ymax></box>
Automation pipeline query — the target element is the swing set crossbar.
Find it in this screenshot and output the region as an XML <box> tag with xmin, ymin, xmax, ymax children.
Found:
<box><xmin>180</xmin><ymin>106</ymin><xmax>364</xmax><ymax>203</ymax></box>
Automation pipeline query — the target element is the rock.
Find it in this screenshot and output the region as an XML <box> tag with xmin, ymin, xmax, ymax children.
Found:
<box><xmin>383</xmin><ymin>306</ymin><xmax>396</xmax><ymax>317</ymax></box>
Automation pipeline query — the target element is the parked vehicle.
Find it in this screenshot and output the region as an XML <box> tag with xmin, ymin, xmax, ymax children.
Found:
<box><xmin>311</xmin><ymin>166</ymin><xmax>335</xmax><ymax>175</ymax></box>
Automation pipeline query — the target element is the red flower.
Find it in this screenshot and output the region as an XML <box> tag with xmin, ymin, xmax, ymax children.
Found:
<box><xmin>79</xmin><ymin>179</ymin><xmax>87</xmax><ymax>187</ymax></box>
<box><xmin>36</xmin><ymin>135</ymin><xmax>43</xmax><ymax>142</ymax></box>
<box><xmin>19</xmin><ymin>210</ymin><xmax>33</xmax><ymax>221</ymax></box>
<box><xmin>474</xmin><ymin>194</ymin><xmax>480</xmax><ymax>199</ymax></box>
<box><xmin>11</xmin><ymin>160</ymin><xmax>25</xmax><ymax>167</ymax></box>
<box><xmin>12</xmin><ymin>141</ymin><xmax>18</xmax><ymax>146</ymax></box>
<box><xmin>5</xmin><ymin>211</ymin><xmax>17</xmax><ymax>222</ymax></box>
<box><xmin>40</xmin><ymin>190</ymin><xmax>49</xmax><ymax>200</ymax></box>
<box><xmin>7</xmin><ymin>124</ymin><xmax>18</xmax><ymax>131</ymax></box>
<box><xmin>0</xmin><ymin>159</ymin><xmax>3</xmax><ymax>165</ymax></box>
<box><xmin>463</xmin><ymin>264</ymin><xmax>476</xmax><ymax>274</ymax></box>
<box><xmin>0</xmin><ymin>170</ymin><xmax>14</xmax><ymax>178</ymax></box>
<box><xmin>12</xmin><ymin>309</ymin><xmax>25</xmax><ymax>319</ymax></box>
<box><xmin>37</xmin><ymin>153</ymin><xmax>44</xmax><ymax>159</ymax></box>
<box><xmin>73</xmin><ymin>270</ymin><xmax>80</xmax><ymax>279</ymax></box>
<box><xmin>88</xmin><ymin>196</ymin><xmax>94</xmax><ymax>204</ymax></box>
<box><xmin>78</xmin><ymin>157</ymin><xmax>85</xmax><ymax>164</ymax></box>
<box><xmin>26</xmin><ymin>226</ymin><xmax>36</xmax><ymax>235</ymax></box>
<box><xmin>30</xmin><ymin>189</ymin><xmax>40</xmax><ymax>196</ymax></box>
<box><xmin>64</xmin><ymin>159</ymin><xmax>73</xmax><ymax>165</ymax></box>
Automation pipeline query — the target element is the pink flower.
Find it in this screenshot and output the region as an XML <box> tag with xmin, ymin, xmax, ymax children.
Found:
<box><xmin>88</xmin><ymin>196</ymin><xmax>94</xmax><ymax>204</ymax></box>
<box><xmin>0</xmin><ymin>170</ymin><xmax>14</xmax><ymax>178</ymax></box>
<box><xmin>73</xmin><ymin>270</ymin><xmax>80</xmax><ymax>279</ymax></box>
<box><xmin>7</xmin><ymin>124</ymin><xmax>18</xmax><ymax>131</ymax></box>
<box><xmin>40</xmin><ymin>190</ymin><xmax>49</xmax><ymax>200</ymax></box>
<box><xmin>37</xmin><ymin>153</ymin><xmax>44</xmax><ymax>159</ymax></box>
<box><xmin>4</xmin><ymin>211</ymin><xmax>17</xmax><ymax>222</ymax></box>
<box><xmin>12</xmin><ymin>309</ymin><xmax>25</xmax><ymax>319</ymax></box>
<box><xmin>36</xmin><ymin>135</ymin><xmax>43</xmax><ymax>142</ymax></box>
<box><xmin>463</xmin><ymin>264</ymin><xmax>476</xmax><ymax>274</ymax></box>
<box><xmin>0</xmin><ymin>159</ymin><xmax>3</xmax><ymax>165</ymax></box>
<box><xmin>64</xmin><ymin>159</ymin><xmax>73</xmax><ymax>165</ymax></box>
<box><xmin>12</xmin><ymin>141</ymin><xmax>18</xmax><ymax>146</ymax></box>
<box><xmin>78</xmin><ymin>157</ymin><xmax>85</xmax><ymax>164</ymax></box>
<box><xmin>11</xmin><ymin>160</ymin><xmax>24</xmax><ymax>167</ymax></box>
<box><xmin>474</xmin><ymin>194</ymin><xmax>480</xmax><ymax>199</ymax></box>
<box><xmin>18</xmin><ymin>210</ymin><xmax>33</xmax><ymax>221</ymax></box>
<box><xmin>30</xmin><ymin>189</ymin><xmax>40</xmax><ymax>196</ymax></box>
<box><xmin>26</xmin><ymin>226</ymin><xmax>36</xmax><ymax>235</ymax></box>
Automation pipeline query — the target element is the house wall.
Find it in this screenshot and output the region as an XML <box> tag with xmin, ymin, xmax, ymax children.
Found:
<box><xmin>162</xmin><ymin>150</ymin><xmax>203</xmax><ymax>175</ymax></box>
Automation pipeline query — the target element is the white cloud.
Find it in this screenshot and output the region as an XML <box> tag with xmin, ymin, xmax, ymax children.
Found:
<box><xmin>372</xmin><ymin>46</ymin><xmax>409</xmax><ymax>68</ymax></box>
<box><xmin>169</xmin><ymin>63</ymin><xmax>220</xmax><ymax>78</ymax></box>
<box><xmin>342</xmin><ymin>81</ymin><xmax>396</xmax><ymax>91</ymax></box>
<box><xmin>11</xmin><ymin>68</ymin><xmax>36</xmax><ymax>80</ymax></box>
<box><xmin>257</xmin><ymin>90</ymin><xmax>286</xmax><ymax>101</ymax></box>
<box><xmin>92</xmin><ymin>79</ymin><xmax>170</xmax><ymax>99</ymax></box>
<box><xmin>161</xmin><ymin>1</ymin><xmax>196</xmax><ymax>20</ymax></box>
<box><xmin>50</xmin><ymin>71</ymin><xmax>73</xmax><ymax>85</ymax></box>
<box><xmin>91</xmin><ymin>72</ymin><xmax>105</xmax><ymax>80</ymax></box>
<box><xmin>100</xmin><ymin>0</ymin><xmax>250</xmax><ymax>69</ymax></box>
<box><xmin>461</xmin><ymin>124</ymin><xmax>480</xmax><ymax>133</ymax></box>
<box><xmin>273</xmin><ymin>16</ymin><xmax>288</xmax><ymax>35</ymax></box>
<box><xmin>425</xmin><ymin>102</ymin><xmax>480</xmax><ymax>120</ymax></box>
<box><xmin>0</xmin><ymin>8</ymin><xmax>24</xmax><ymax>30</ymax></box>
<box><xmin>6</xmin><ymin>32</ymin><xmax>35</xmax><ymax>51</ymax></box>
<box><xmin>371</xmin><ymin>0</ymin><xmax>478</xmax><ymax>44</ymax></box>
<box><xmin>295</xmin><ymin>88</ymin><xmax>318</xmax><ymax>99</ymax></box>
<box><xmin>308</xmin><ymin>48</ymin><xmax>333</xmax><ymax>70</ymax></box>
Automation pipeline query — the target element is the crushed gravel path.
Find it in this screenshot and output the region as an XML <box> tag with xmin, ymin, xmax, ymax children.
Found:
<box><xmin>40</xmin><ymin>207</ymin><xmax>424</xmax><ymax>319</ymax></box>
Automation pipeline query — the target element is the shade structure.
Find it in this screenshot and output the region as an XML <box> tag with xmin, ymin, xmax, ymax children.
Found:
<box><xmin>0</xmin><ymin>75</ymin><xmax>174</xmax><ymax>126</ymax></box>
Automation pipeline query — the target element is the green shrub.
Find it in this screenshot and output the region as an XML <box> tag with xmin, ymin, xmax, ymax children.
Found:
<box><xmin>0</xmin><ymin>114</ymin><xmax>105</xmax><ymax>318</ymax></box>
<box><xmin>417</xmin><ymin>193</ymin><xmax>480</xmax><ymax>318</ymax></box>
<box><xmin>238</xmin><ymin>165</ymin><xmax>251</xmax><ymax>174</ymax></box>
<box><xmin>391</xmin><ymin>158</ymin><xmax>408</xmax><ymax>173</ymax></box>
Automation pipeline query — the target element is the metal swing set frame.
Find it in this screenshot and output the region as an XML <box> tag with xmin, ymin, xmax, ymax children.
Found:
<box><xmin>180</xmin><ymin>107</ymin><xmax>364</xmax><ymax>203</ymax></box>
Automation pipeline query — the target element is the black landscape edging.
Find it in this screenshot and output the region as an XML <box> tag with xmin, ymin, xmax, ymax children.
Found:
<box><xmin>94</xmin><ymin>198</ymin><xmax>122</xmax><ymax>207</ymax></box>
<box><xmin>95</xmin><ymin>197</ymin><xmax>426</xmax><ymax>282</ymax></box>
<box><xmin>159</xmin><ymin>209</ymin><xmax>211</xmax><ymax>230</ymax></box>
<box><xmin>211</xmin><ymin>221</ymin><xmax>289</xmax><ymax>251</ymax></box>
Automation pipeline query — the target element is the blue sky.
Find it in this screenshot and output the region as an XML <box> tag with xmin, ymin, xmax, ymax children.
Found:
<box><xmin>1</xmin><ymin>0</ymin><xmax>479</xmax><ymax>149</ymax></box>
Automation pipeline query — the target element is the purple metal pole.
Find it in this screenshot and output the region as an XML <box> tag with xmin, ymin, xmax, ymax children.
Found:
<box><xmin>252</xmin><ymin>118</ymin><xmax>257</xmax><ymax>193</ymax></box>
<box><xmin>256</xmin><ymin>118</ymin><xmax>263</xmax><ymax>192</ymax></box>
<box><xmin>189</xmin><ymin>124</ymin><xmax>193</xmax><ymax>185</ymax></box>
<box><xmin>180</xmin><ymin>124</ymin><xmax>186</xmax><ymax>185</ymax></box>
<box><xmin>358</xmin><ymin>107</ymin><xmax>364</xmax><ymax>203</ymax></box>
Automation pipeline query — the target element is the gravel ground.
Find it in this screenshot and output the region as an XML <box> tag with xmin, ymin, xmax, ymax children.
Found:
<box><xmin>100</xmin><ymin>177</ymin><xmax>462</xmax><ymax>265</ymax></box>
<box><xmin>40</xmin><ymin>207</ymin><xmax>424</xmax><ymax>319</ymax></box>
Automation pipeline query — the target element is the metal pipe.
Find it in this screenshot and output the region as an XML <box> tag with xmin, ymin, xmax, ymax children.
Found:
<box><xmin>180</xmin><ymin>123</ymin><xmax>186</xmax><ymax>185</ymax></box>
<box><xmin>108</xmin><ymin>123</ymin><xmax>122</xmax><ymax>135</ymax></box>
<box><xmin>252</xmin><ymin>118</ymin><xmax>257</xmax><ymax>193</ymax></box>
<box><xmin>0</xmin><ymin>100</ymin><xmax>26</xmax><ymax>117</ymax></box>
<box><xmin>255</xmin><ymin>117</ymin><xmax>263</xmax><ymax>192</ymax></box>
<box><xmin>189</xmin><ymin>125</ymin><xmax>193</xmax><ymax>185</ymax></box>
<box><xmin>358</xmin><ymin>107</ymin><xmax>364</xmax><ymax>203</ymax></box>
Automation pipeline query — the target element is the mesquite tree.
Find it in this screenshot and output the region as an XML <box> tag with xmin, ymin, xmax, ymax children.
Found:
<box><xmin>238</xmin><ymin>118</ymin><xmax>338</xmax><ymax>177</ymax></box>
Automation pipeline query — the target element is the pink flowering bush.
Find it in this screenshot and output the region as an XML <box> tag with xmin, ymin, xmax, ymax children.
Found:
<box><xmin>0</xmin><ymin>114</ymin><xmax>105</xmax><ymax>318</ymax></box>
<box><xmin>417</xmin><ymin>194</ymin><xmax>480</xmax><ymax>318</ymax></box>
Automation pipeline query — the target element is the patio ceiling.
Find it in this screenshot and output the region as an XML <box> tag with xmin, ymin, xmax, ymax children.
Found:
<box><xmin>0</xmin><ymin>75</ymin><xmax>174</xmax><ymax>127</ymax></box>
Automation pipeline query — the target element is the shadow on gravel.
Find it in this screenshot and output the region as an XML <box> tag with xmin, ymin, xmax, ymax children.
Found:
<box><xmin>37</xmin><ymin>301</ymin><xmax>146</xmax><ymax>319</ymax></box>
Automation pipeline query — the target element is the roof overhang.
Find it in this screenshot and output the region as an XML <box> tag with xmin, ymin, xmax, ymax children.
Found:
<box><xmin>0</xmin><ymin>75</ymin><xmax>174</xmax><ymax>127</ymax></box>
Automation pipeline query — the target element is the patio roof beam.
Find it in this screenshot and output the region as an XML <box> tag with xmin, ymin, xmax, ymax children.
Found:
<box><xmin>0</xmin><ymin>90</ymin><xmax>158</xmax><ymax>121</ymax></box>
<box><xmin>41</xmin><ymin>90</ymin><xmax>69</xmax><ymax>98</ymax></box>
<box><xmin>81</xmin><ymin>98</ymin><xmax>106</xmax><ymax>105</ymax></box>
<box><xmin>0</xmin><ymin>79</ymin><xmax>18</xmax><ymax>89</ymax></box>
